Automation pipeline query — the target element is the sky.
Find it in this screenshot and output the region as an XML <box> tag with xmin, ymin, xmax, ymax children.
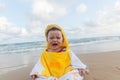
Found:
<box><xmin>0</xmin><ymin>0</ymin><xmax>120</xmax><ymax>44</ymax></box>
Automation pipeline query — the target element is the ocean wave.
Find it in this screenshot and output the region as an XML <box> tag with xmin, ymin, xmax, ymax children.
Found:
<box><xmin>0</xmin><ymin>36</ymin><xmax>120</xmax><ymax>55</ymax></box>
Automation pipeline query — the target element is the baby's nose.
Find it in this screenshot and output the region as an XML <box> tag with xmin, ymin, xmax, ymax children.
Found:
<box><xmin>53</xmin><ymin>38</ymin><xmax>57</xmax><ymax>41</ymax></box>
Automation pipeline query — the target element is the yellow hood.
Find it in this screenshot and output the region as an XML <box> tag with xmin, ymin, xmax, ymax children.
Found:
<box><xmin>45</xmin><ymin>24</ymin><xmax>69</xmax><ymax>50</ymax></box>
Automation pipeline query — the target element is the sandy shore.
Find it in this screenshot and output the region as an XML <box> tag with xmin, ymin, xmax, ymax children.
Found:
<box><xmin>79</xmin><ymin>51</ymin><xmax>120</xmax><ymax>80</ymax></box>
<box><xmin>0</xmin><ymin>51</ymin><xmax>120</xmax><ymax>80</ymax></box>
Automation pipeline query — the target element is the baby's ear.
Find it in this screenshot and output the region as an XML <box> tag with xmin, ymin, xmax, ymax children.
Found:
<box><xmin>46</xmin><ymin>37</ymin><xmax>48</xmax><ymax>42</ymax></box>
<box><xmin>62</xmin><ymin>38</ymin><xmax>64</xmax><ymax>42</ymax></box>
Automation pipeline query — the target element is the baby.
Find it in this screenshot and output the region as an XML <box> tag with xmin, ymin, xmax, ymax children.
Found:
<box><xmin>30</xmin><ymin>24</ymin><xmax>89</xmax><ymax>80</ymax></box>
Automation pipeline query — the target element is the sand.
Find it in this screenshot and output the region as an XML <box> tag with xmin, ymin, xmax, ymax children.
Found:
<box><xmin>0</xmin><ymin>51</ymin><xmax>120</xmax><ymax>80</ymax></box>
<box><xmin>79</xmin><ymin>51</ymin><xmax>120</xmax><ymax>80</ymax></box>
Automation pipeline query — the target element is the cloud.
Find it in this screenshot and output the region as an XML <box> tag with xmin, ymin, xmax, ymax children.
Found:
<box><xmin>0</xmin><ymin>16</ymin><xmax>11</xmax><ymax>31</ymax></box>
<box><xmin>81</xmin><ymin>1</ymin><xmax>120</xmax><ymax>37</ymax></box>
<box><xmin>26</xmin><ymin>20</ymin><xmax>43</xmax><ymax>35</ymax></box>
<box><xmin>32</xmin><ymin>0</ymin><xmax>67</xmax><ymax>21</ymax></box>
<box><xmin>0</xmin><ymin>2</ymin><xmax>5</xmax><ymax>12</ymax></box>
<box><xmin>1</xmin><ymin>0</ymin><xmax>120</xmax><ymax>44</ymax></box>
<box><xmin>0</xmin><ymin>16</ymin><xmax>28</xmax><ymax>37</ymax></box>
<box><xmin>76</xmin><ymin>3</ymin><xmax>87</xmax><ymax>13</ymax></box>
<box><xmin>0</xmin><ymin>16</ymin><xmax>30</xmax><ymax>44</ymax></box>
<box><xmin>96</xmin><ymin>1</ymin><xmax>120</xmax><ymax>27</ymax></box>
<box><xmin>26</xmin><ymin>0</ymin><xmax>68</xmax><ymax>37</ymax></box>
<box><xmin>114</xmin><ymin>0</ymin><xmax>120</xmax><ymax>10</ymax></box>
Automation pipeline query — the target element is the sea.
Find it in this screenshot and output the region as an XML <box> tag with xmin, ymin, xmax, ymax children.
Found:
<box><xmin>0</xmin><ymin>36</ymin><xmax>120</xmax><ymax>55</ymax></box>
<box><xmin>0</xmin><ymin>36</ymin><xmax>120</xmax><ymax>75</ymax></box>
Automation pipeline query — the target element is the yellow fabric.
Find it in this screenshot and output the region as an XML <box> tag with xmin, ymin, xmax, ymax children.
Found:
<box><xmin>40</xmin><ymin>24</ymin><xmax>73</xmax><ymax>78</ymax></box>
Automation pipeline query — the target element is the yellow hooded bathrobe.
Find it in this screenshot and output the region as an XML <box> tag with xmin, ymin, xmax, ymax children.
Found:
<box><xmin>40</xmin><ymin>24</ymin><xmax>73</xmax><ymax>78</ymax></box>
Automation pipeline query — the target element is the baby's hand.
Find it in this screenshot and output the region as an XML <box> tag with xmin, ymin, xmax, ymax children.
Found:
<box><xmin>31</xmin><ymin>74</ymin><xmax>37</xmax><ymax>80</ymax></box>
<box><xmin>78</xmin><ymin>68</ymin><xmax>89</xmax><ymax>76</ymax></box>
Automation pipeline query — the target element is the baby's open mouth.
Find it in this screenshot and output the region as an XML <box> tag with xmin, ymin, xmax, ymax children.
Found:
<box><xmin>52</xmin><ymin>43</ymin><xmax>58</xmax><ymax>46</ymax></box>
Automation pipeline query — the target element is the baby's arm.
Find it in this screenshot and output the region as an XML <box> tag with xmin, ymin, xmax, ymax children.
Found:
<box><xmin>70</xmin><ymin>51</ymin><xmax>89</xmax><ymax>76</ymax></box>
<box><xmin>30</xmin><ymin>60</ymin><xmax>44</xmax><ymax>80</ymax></box>
<box><xmin>70</xmin><ymin>51</ymin><xmax>86</xmax><ymax>69</ymax></box>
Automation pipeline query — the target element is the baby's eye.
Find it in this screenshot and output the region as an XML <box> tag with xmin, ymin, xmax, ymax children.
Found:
<box><xmin>56</xmin><ymin>37</ymin><xmax>61</xmax><ymax>39</ymax></box>
<box><xmin>49</xmin><ymin>37</ymin><xmax>54</xmax><ymax>39</ymax></box>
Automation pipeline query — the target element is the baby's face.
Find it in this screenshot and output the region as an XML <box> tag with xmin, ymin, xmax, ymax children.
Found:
<box><xmin>47</xmin><ymin>30</ymin><xmax>63</xmax><ymax>51</ymax></box>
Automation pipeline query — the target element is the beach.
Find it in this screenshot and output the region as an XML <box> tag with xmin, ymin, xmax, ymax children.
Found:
<box><xmin>80</xmin><ymin>51</ymin><xmax>120</xmax><ymax>80</ymax></box>
<box><xmin>0</xmin><ymin>50</ymin><xmax>120</xmax><ymax>80</ymax></box>
<box><xmin>0</xmin><ymin>39</ymin><xmax>120</xmax><ymax>80</ymax></box>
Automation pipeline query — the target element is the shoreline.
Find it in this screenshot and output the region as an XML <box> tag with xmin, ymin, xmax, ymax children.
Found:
<box><xmin>0</xmin><ymin>50</ymin><xmax>120</xmax><ymax>80</ymax></box>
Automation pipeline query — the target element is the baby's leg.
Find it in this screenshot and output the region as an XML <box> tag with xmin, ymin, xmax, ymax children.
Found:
<box><xmin>59</xmin><ymin>69</ymin><xmax>83</xmax><ymax>80</ymax></box>
<box><xmin>36</xmin><ymin>76</ymin><xmax>58</xmax><ymax>80</ymax></box>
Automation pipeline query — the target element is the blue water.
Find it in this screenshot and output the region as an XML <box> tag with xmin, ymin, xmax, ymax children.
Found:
<box><xmin>0</xmin><ymin>41</ymin><xmax>45</xmax><ymax>55</ymax></box>
<box><xmin>0</xmin><ymin>36</ymin><xmax>120</xmax><ymax>55</ymax></box>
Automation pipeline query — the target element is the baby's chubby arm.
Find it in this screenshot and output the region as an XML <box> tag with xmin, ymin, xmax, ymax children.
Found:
<box><xmin>70</xmin><ymin>50</ymin><xmax>89</xmax><ymax>76</ymax></box>
<box><xmin>70</xmin><ymin>50</ymin><xmax>86</xmax><ymax>69</ymax></box>
<box><xmin>30</xmin><ymin>59</ymin><xmax>44</xmax><ymax>80</ymax></box>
